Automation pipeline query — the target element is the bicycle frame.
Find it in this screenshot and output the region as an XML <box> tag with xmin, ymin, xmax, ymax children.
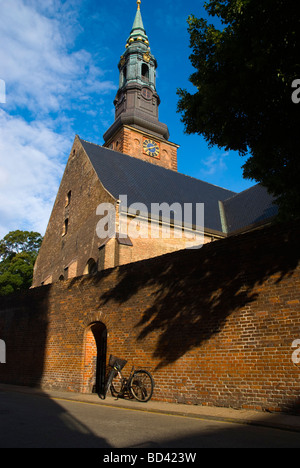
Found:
<box><xmin>111</xmin><ymin>365</ymin><xmax>135</xmax><ymax>397</ymax></box>
<box><xmin>99</xmin><ymin>362</ymin><xmax>129</xmax><ymax>399</ymax></box>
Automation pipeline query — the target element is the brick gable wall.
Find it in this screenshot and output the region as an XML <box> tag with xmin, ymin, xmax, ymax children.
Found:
<box><xmin>1</xmin><ymin>220</ymin><xmax>300</xmax><ymax>413</ymax></box>
<box><xmin>32</xmin><ymin>136</ymin><xmax>117</xmax><ymax>286</ymax></box>
<box><xmin>32</xmin><ymin>136</ymin><xmax>215</xmax><ymax>287</ymax></box>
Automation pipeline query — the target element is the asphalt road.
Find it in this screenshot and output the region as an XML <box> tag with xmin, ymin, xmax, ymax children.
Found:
<box><xmin>0</xmin><ymin>389</ymin><xmax>300</xmax><ymax>449</ymax></box>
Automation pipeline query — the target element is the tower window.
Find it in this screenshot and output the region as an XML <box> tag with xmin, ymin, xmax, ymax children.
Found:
<box><xmin>141</xmin><ymin>64</ymin><xmax>149</xmax><ymax>81</ymax></box>
<box><xmin>142</xmin><ymin>88</ymin><xmax>152</xmax><ymax>100</ymax></box>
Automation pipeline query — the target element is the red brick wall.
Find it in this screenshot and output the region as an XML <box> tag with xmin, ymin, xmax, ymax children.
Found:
<box><xmin>1</xmin><ymin>220</ymin><xmax>300</xmax><ymax>413</ymax></box>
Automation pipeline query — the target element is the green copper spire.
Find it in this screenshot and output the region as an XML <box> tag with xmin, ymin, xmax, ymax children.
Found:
<box><xmin>125</xmin><ymin>0</ymin><xmax>149</xmax><ymax>48</ymax></box>
<box><xmin>103</xmin><ymin>0</ymin><xmax>171</xmax><ymax>146</ymax></box>
<box><xmin>132</xmin><ymin>0</ymin><xmax>145</xmax><ymax>33</ymax></box>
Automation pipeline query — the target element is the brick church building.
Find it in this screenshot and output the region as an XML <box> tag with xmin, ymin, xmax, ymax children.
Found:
<box><xmin>2</xmin><ymin>2</ymin><xmax>299</xmax><ymax>413</ymax></box>
<box><xmin>32</xmin><ymin>1</ymin><xmax>278</xmax><ymax>288</ymax></box>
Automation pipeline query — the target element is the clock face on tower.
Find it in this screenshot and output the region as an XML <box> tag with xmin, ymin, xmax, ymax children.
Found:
<box><xmin>143</xmin><ymin>139</ymin><xmax>160</xmax><ymax>158</ymax></box>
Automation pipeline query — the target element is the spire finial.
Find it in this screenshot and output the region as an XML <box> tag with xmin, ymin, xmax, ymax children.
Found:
<box><xmin>137</xmin><ymin>0</ymin><xmax>141</xmax><ymax>10</ymax></box>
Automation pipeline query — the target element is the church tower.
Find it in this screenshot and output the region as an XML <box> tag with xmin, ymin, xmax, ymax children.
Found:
<box><xmin>103</xmin><ymin>0</ymin><xmax>179</xmax><ymax>171</ymax></box>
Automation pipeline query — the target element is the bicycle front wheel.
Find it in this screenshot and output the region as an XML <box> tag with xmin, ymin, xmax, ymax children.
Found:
<box><xmin>129</xmin><ymin>370</ymin><xmax>154</xmax><ymax>402</ymax></box>
<box><xmin>110</xmin><ymin>372</ymin><xmax>123</xmax><ymax>398</ymax></box>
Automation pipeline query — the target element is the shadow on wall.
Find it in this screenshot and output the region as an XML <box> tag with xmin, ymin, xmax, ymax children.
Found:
<box><xmin>98</xmin><ymin>221</ymin><xmax>300</xmax><ymax>370</ymax></box>
<box><xmin>0</xmin><ymin>286</ymin><xmax>51</xmax><ymax>388</ymax></box>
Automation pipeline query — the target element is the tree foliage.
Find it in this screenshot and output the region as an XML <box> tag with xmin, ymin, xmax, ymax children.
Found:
<box><xmin>177</xmin><ymin>0</ymin><xmax>300</xmax><ymax>220</ymax></box>
<box><xmin>0</xmin><ymin>230</ymin><xmax>43</xmax><ymax>296</ymax></box>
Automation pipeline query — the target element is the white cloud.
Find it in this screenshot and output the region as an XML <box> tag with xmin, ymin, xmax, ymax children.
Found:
<box><xmin>0</xmin><ymin>0</ymin><xmax>115</xmax><ymax>114</ymax></box>
<box><xmin>201</xmin><ymin>151</ymin><xmax>229</xmax><ymax>176</ymax></box>
<box><xmin>0</xmin><ymin>0</ymin><xmax>117</xmax><ymax>239</ymax></box>
<box><xmin>0</xmin><ymin>110</ymin><xmax>70</xmax><ymax>238</ymax></box>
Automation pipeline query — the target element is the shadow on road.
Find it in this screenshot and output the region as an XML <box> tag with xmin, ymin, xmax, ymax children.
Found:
<box><xmin>1</xmin><ymin>386</ymin><xmax>300</xmax><ymax>448</ymax></box>
<box><xmin>0</xmin><ymin>387</ymin><xmax>110</xmax><ymax>448</ymax></box>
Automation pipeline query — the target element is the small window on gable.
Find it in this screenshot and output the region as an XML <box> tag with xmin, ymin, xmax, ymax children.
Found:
<box><xmin>62</xmin><ymin>218</ymin><xmax>69</xmax><ymax>236</ymax></box>
<box><xmin>65</xmin><ymin>190</ymin><xmax>71</xmax><ymax>207</ymax></box>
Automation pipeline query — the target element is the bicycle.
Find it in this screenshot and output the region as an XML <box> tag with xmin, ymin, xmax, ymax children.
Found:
<box><xmin>100</xmin><ymin>355</ymin><xmax>155</xmax><ymax>403</ymax></box>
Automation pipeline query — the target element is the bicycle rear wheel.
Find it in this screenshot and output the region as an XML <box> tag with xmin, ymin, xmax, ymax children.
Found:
<box><xmin>129</xmin><ymin>370</ymin><xmax>154</xmax><ymax>402</ymax></box>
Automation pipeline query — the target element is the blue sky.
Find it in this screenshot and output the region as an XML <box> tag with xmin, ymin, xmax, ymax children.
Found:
<box><xmin>0</xmin><ymin>0</ymin><xmax>253</xmax><ymax>238</ymax></box>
